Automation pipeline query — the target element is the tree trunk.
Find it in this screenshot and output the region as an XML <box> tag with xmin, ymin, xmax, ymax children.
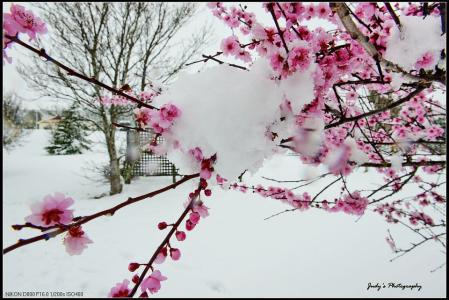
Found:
<box><xmin>105</xmin><ymin>121</ymin><xmax>122</xmax><ymax>195</ymax></box>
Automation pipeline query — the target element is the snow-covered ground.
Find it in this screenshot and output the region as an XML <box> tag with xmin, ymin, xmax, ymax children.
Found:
<box><xmin>3</xmin><ymin>130</ymin><xmax>446</xmax><ymax>297</ymax></box>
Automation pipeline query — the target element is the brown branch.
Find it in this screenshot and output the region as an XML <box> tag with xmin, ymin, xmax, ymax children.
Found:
<box><xmin>3</xmin><ymin>173</ymin><xmax>199</xmax><ymax>255</ymax></box>
<box><xmin>4</xmin><ymin>34</ymin><xmax>158</xmax><ymax>110</ymax></box>
<box><xmin>344</xmin><ymin>3</ymin><xmax>373</xmax><ymax>33</ymax></box>
<box><xmin>129</xmin><ymin>185</ymin><xmax>200</xmax><ymax>297</ymax></box>
<box><xmin>201</xmin><ymin>54</ymin><xmax>248</xmax><ymax>70</ymax></box>
<box><xmin>275</xmin><ymin>2</ymin><xmax>303</xmax><ymax>40</ymax></box>
<box><xmin>361</xmin><ymin>161</ymin><xmax>445</xmax><ymax>168</ymax></box>
<box><xmin>268</xmin><ymin>3</ymin><xmax>289</xmax><ymax>54</ymax></box>
<box><xmin>324</xmin><ymin>85</ymin><xmax>427</xmax><ymax>129</ymax></box>
<box><xmin>390</xmin><ymin>232</ymin><xmax>446</xmax><ymax>262</ymax></box>
<box><xmin>384</xmin><ymin>3</ymin><xmax>402</xmax><ymax>32</ymax></box>
<box><xmin>112</xmin><ymin>122</ymin><xmax>149</xmax><ymax>132</ymax></box>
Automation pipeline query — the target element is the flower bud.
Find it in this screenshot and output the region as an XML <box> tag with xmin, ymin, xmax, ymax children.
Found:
<box><xmin>128</xmin><ymin>262</ymin><xmax>139</xmax><ymax>272</ymax></box>
<box><xmin>157</xmin><ymin>222</ymin><xmax>168</xmax><ymax>230</ymax></box>
<box><xmin>175</xmin><ymin>231</ymin><xmax>186</xmax><ymax>241</ymax></box>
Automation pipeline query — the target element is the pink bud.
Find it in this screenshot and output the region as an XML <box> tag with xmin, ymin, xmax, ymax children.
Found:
<box><xmin>132</xmin><ymin>274</ymin><xmax>139</xmax><ymax>284</ymax></box>
<box><xmin>204</xmin><ymin>189</ymin><xmax>212</xmax><ymax>196</ymax></box>
<box><xmin>186</xmin><ymin>219</ymin><xmax>196</xmax><ymax>231</ymax></box>
<box><xmin>200</xmin><ymin>179</ymin><xmax>208</xmax><ymax>189</ymax></box>
<box><xmin>128</xmin><ymin>263</ymin><xmax>140</xmax><ymax>272</ymax></box>
<box><xmin>189</xmin><ymin>212</ymin><xmax>200</xmax><ymax>224</ymax></box>
<box><xmin>157</xmin><ymin>222</ymin><xmax>167</xmax><ymax>230</ymax></box>
<box><xmin>170</xmin><ymin>248</ymin><xmax>181</xmax><ymax>261</ymax></box>
<box><xmin>175</xmin><ymin>231</ymin><xmax>186</xmax><ymax>241</ymax></box>
<box><xmin>154</xmin><ymin>247</ymin><xmax>167</xmax><ymax>264</ymax></box>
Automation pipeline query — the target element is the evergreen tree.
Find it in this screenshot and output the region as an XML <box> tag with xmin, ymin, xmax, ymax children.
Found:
<box><xmin>46</xmin><ymin>105</ymin><xmax>91</xmax><ymax>155</ymax></box>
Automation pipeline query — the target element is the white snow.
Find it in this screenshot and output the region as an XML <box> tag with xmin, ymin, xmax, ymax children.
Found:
<box><xmin>157</xmin><ymin>61</ymin><xmax>283</xmax><ymax>180</ymax></box>
<box><xmin>3</xmin><ymin>130</ymin><xmax>446</xmax><ymax>298</ymax></box>
<box><xmin>384</xmin><ymin>15</ymin><xmax>446</xmax><ymax>71</ymax></box>
<box><xmin>390</xmin><ymin>154</ymin><xmax>403</xmax><ymax>171</ymax></box>
<box><xmin>279</xmin><ymin>62</ymin><xmax>317</xmax><ymax>113</ymax></box>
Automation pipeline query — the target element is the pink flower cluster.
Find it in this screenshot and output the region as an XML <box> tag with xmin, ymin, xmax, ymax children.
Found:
<box><xmin>187</xmin><ymin>147</ymin><xmax>217</xmax><ymax>181</ymax></box>
<box><xmin>108</xmin><ymin>279</ymin><xmax>130</xmax><ymax>298</ymax></box>
<box><xmin>208</xmin><ymin>2</ymin><xmax>256</xmax><ymax>35</ymax></box>
<box><xmin>409</xmin><ymin>211</ymin><xmax>434</xmax><ymax>226</ymax></box>
<box><xmin>25</xmin><ymin>193</ymin><xmax>93</xmax><ymax>255</ymax></box>
<box><xmin>115</xmin><ymin>184</ymin><xmax>211</xmax><ymax>297</ymax></box>
<box><xmin>220</xmin><ymin>35</ymin><xmax>251</xmax><ymax>62</ymax></box>
<box><xmin>134</xmin><ymin>103</ymin><xmax>181</xmax><ymax>134</ymax></box>
<box><xmin>323</xmin><ymin>192</ymin><xmax>369</xmax><ymax>216</ymax></box>
<box><xmin>185</xmin><ymin>199</ymin><xmax>210</xmax><ymax>231</ymax></box>
<box><xmin>236</xmin><ymin>183</ymin><xmax>312</xmax><ymax>211</ymax></box>
<box><xmin>3</xmin><ymin>4</ymin><xmax>47</xmax><ymax>63</ymax></box>
<box><xmin>154</xmin><ymin>245</ymin><xmax>182</xmax><ymax>264</ymax></box>
<box><xmin>100</xmin><ymin>90</ymin><xmax>157</xmax><ymax>107</ymax></box>
<box><xmin>141</xmin><ymin>270</ymin><xmax>167</xmax><ymax>295</ymax></box>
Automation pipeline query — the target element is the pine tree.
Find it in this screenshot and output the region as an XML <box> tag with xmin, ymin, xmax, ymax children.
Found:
<box><xmin>46</xmin><ymin>104</ymin><xmax>91</xmax><ymax>155</ymax></box>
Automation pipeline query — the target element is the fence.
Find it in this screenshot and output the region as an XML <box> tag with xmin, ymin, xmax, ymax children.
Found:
<box><xmin>125</xmin><ymin>129</ymin><xmax>178</xmax><ymax>183</ymax></box>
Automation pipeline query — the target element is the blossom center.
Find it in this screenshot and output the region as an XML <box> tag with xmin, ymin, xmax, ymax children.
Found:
<box><xmin>41</xmin><ymin>208</ymin><xmax>64</xmax><ymax>225</ymax></box>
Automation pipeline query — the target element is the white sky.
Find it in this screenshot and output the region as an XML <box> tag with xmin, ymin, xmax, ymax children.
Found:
<box><xmin>2</xmin><ymin>2</ymin><xmax>332</xmax><ymax>110</ymax></box>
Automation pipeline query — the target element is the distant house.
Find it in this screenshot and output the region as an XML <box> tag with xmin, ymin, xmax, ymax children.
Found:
<box><xmin>37</xmin><ymin>116</ymin><xmax>62</xmax><ymax>129</ymax></box>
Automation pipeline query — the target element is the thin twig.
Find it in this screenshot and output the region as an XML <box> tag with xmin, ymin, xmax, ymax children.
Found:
<box><xmin>4</xmin><ymin>34</ymin><xmax>158</xmax><ymax>110</ymax></box>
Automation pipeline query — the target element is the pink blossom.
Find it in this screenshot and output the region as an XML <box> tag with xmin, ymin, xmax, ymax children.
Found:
<box><xmin>236</xmin><ymin>50</ymin><xmax>252</xmax><ymax>62</ymax></box>
<box><xmin>160</xmin><ymin>103</ymin><xmax>181</xmax><ymax>123</ymax></box>
<box><xmin>3</xmin><ymin>4</ymin><xmax>47</xmax><ymax>40</ymax></box>
<box><xmin>346</xmin><ymin>90</ymin><xmax>358</xmax><ymax>104</ymax></box>
<box><xmin>189</xmin><ymin>147</ymin><xmax>203</xmax><ymax>162</ymax></box>
<box><xmin>154</xmin><ymin>247</ymin><xmax>168</xmax><ymax>264</ymax></box>
<box><xmin>63</xmin><ymin>225</ymin><xmax>93</xmax><ymax>256</ymax></box>
<box><xmin>108</xmin><ymin>279</ymin><xmax>130</xmax><ymax>298</ymax></box>
<box><xmin>200</xmin><ymin>168</ymin><xmax>212</xmax><ymax>180</ymax></box>
<box><xmin>134</xmin><ymin>108</ymin><xmax>152</xmax><ymax>128</ymax></box>
<box><xmin>141</xmin><ymin>270</ymin><xmax>167</xmax><ymax>294</ymax></box>
<box><xmin>25</xmin><ymin>192</ymin><xmax>74</xmax><ymax>226</ymax></box>
<box><xmin>216</xmin><ymin>174</ymin><xmax>227</xmax><ymax>184</ymax></box>
<box><xmin>415</xmin><ymin>51</ymin><xmax>435</xmax><ymax>70</ymax></box>
<box><xmin>200</xmin><ymin>158</ymin><xmax>214</xmax><ymax>180</ymax></box>
<box><xmin>220</xmin><ymin>36</ymin><xmax>240</xmax><ymax>56</ymax></box>
<box><xmin>189</xmin><ymin>212</ymin><xmax>201</xmax><ymax>224</ymax></box>
<box><xmin>303</xmin><ymin>4</ymin><xmax>316</xmax><ymax>20</ymax></box>
<box><xmin>192</xmin><ymin>201</ymin><xmax>210</xmax><ymax>218</ymax></box>
<box><xmin>185</xmin><ymin>219</ymin><xmax>196</xmax><ymax>231</ymax></box>
<box><xmin>170</xmin><ymin>248</ymin><xmax>181</xmax><ymax>261</ymax></box>
<box><xmin>409</xmin><ymin>212</ymin><xmax>434</xmax><ymax>226</ymax></box>
<box><xmin>139</xmin><ymin>91</ymin><xmax>155</xmax><ymax>102</ymax></box>
<box><xmin>287</xmin><ymin>46</ymin><xmax>311</xmax><ymax>72</ymax></box>
<box><xmin>316</xmin><ymin>3</ymin><xmax>331</xmax><ymax>19</ymax></box>
<box><xmin>326</xmin><ymin>192</ymin><xmax>368</xmax><ymax>216</ymax></box>
<box><xmin>426</xmin><ymin>125</ymin><xmax>444</xmax><ymax>140</ymax></box>
<box><xmin>355</xmin><ymin>3</ymin><xmax>376</xmax><ymax>20</ymax></box>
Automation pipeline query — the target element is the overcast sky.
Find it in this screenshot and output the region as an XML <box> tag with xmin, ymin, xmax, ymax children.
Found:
<box><xmin>2</xmin><ymin>2</ymin><xmax>333</xmax><ymax>111</ymax></box>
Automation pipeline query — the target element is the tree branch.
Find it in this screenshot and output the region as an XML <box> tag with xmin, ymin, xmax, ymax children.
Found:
<box><xmin>3</xmin><ymin>174</ymin><xmax>199</xmax><ymax>255</ymax></box>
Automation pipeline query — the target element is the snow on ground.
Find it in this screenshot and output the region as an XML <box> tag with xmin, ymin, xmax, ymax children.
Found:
<box><xmin>3</xmin><ymin>130</ymin><xmax>446</xmax><ymax>297</ymax></box>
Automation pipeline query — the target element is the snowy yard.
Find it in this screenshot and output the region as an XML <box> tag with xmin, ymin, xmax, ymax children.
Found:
<box><xmin>2</xmin><ymin>130</ymin><xmax>446</xmax><ymax>297</ymax></box>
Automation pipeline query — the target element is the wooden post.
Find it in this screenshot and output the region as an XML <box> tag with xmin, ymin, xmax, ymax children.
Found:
<box><xmin>124</xmin><ymin>129</ymin><xmax>141</xmax><ymax>184</ymax></box>
<box><xmin>172</xmin><ymin>164</ymin><xmax>176</xmax><ymax>184</ymax></box>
